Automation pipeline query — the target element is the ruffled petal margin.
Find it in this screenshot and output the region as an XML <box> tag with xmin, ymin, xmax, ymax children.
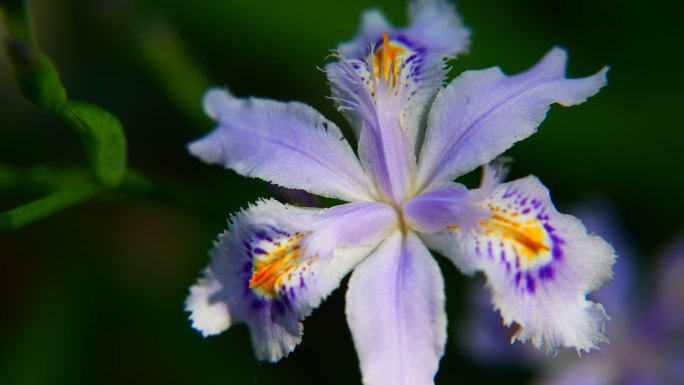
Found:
<box><xmin>416</xmin><ymin>47</ymin><xmax>608</xmax><ymax>192</ymax></box>
<box><xmin>186</xmin><ymin>200</ymin><xmax>397</xmax><ymax>361</ymax></box>
<box><xmin>189</xmin><ymin>89</ymin><xmax>375</xmax><ymax>202</ymax></box>
<box><xmin>411</xmin><ymin>175</ymin><xmax>616</xmax><ymax>353</ymax></box>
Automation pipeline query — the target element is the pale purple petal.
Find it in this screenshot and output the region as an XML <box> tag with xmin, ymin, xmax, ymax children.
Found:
<box><xmin>188</xmin><ymin>89</ymin><xmax>375</xmax><ymax>202</ymax></box>
<box><xmin>405</xmin><ymin>164</ymin><xmax>506</xmax><ymax>273</ymax></box>
<box><xmin>402</xmin><ymin>182</ymin><xmax>483</xmax><ymax>235</ymax></box>
<box><xmin>327</xmin><ymin>58</ymin><xmax>417</xmax><ymax>203</ymax></box>
<box><xmin>641</xmin><ymin>234</ymin><xmax>684</xmax><ymax>340</ymax></box>
<box><xmin>185</xmin><ymin>200</ymin><xmax>397</xmax><ymax>362</ymax></box>
<box><xmin>346</xmin><ymin>231</ymin><xmax>446</xmax><ymax>385</ymax></box>
<box><xmin>400</xmin><ymin>0</ymin><xmax>470</xmax><ymax>146</ymax></box>
<box><xmin>326</xmin><ymin>0</ymin><xmax>469</xmax><ymax>202</ymax></box>
<box><xmin>416</xmin><ymin>47</ymin><xmax>608</xmax><ymax>191</ymax></box>
<box><xmin>406</xmin><ymin>0</ymin><xmax>470</xmax><ymax>57</ymax></box>
<box><xmin>338</xmin><ymin>0</ymin><xmax>469</xmax><ymax>61</ymax></box>
<box><xmin>338</xmin><ymin>9</ymin><xmax>392</xmax><ymax>59</ymax></box>
<box><xmin>425</xmin><ymin>176</ymin><xmax>616</xmax><ymax>353</ymax></box>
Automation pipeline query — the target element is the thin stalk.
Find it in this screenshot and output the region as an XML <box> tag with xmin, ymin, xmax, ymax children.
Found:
<box><xmin>0</xmin><ymin>179</ymin><xmax>104</xmax><ymax>233</ymax></box>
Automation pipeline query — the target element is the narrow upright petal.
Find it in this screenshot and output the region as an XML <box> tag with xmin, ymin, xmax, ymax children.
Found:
<box><xmin>186</xmin><ymin>200</ymin><xmax>397</xmax><ymax>361</ymax></box>
<box><xmin>406</xmin><ymin>0</ymin><xmax>471</xmax><ymax>57</ymax></box>
<box><xmin>326</xmin><ymin>0</ymin><xmax>469</xmax><ymax>202</ymax></box>
<box><xmin>338</xmin><ymin>10</ymin><xmax>392</xmax><ymax>59</ymax></box>
<box><xmin>416</xmin><ymin>47</ymin><xmax>608</xmax><ymax>191</ymax></box>
<box><xmin>334</xmin><ymin>0</ymin><xmax>470</xmax><ymax>138</ymax></box>
<box><xmin>346</xmin><ymin>231</ymin><xmax>447</xmax><ymax>385</ymax></box>
<box><xmin>417</xmin><ymin>176</ymin><xmax>616</xmax><ymax>353</ymax></box>
<box><xmin>326</xmin><ymin>46</ymin><xmax>418</xmax><ymax>203</ymax></box>
<box><xmin>189</xmin><ymin>89</ymin><xmax>374</xmax><ymax>202</ymax></box>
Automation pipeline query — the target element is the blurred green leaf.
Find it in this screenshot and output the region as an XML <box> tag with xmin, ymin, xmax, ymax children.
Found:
<box><xmin>2</xmin><ymin>1</ymin><xmax>67</xmax><ymax>112</ymax></box>
<box><xmin>0</xmin><ymin>1</ymin><xmax>130</xmax><ymax>231</ymax></box>
<box><xmin>5</xmin><ymin>44</ymin><xmax>67</xmax><ymax>112</ymax></box>
<box><xmin>62</xmin><ymin>101</ymin><xmax>127</xmax><ymax>187</ymax></box>
<box><xmin>2</xmin><ymin>1</ymin><xmax>128</xmax><ymax>189</ymax></box>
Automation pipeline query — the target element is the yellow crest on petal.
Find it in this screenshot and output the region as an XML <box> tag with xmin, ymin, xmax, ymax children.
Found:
<box><xmin>478</xmin><ymin>202</ymin><xmax>553</xmax><ymax>271</ymax></box>
<box><xmin>249</xmin><ymin>231</ymin><xmax>313</xmax><ymax>298</ymax></box>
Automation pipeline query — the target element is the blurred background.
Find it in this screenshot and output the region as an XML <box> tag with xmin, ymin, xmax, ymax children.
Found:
<box><xmin>1</xmin><ymin>0</ymin><xmax>682</xmax><ymax>384</ymax></box>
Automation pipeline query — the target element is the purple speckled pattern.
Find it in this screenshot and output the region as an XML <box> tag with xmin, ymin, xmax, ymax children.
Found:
<box><xmin>413</xmin><ymin>172</ymin><xmax>615</xmax><ymax>354</ymax></box>
<box><xmin>463</xmin><ymin>182</ymin><xmax>568</xmax><ymax>297</ymax></box>
<box><xmin>186</xmin><ymin>200</ymin><xmax>397</xmax><ymax>362</ymax></box>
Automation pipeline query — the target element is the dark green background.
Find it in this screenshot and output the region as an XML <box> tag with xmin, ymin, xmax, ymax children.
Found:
<box><xmin>1</xmin><ymin>0</ymin><xmax>681</xmax><ymax>384</ymax></box>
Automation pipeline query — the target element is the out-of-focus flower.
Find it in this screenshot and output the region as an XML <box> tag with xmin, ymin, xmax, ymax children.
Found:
<box><xmin>184</xmin><ymin>0</ymin><xmax>613</xmax><ymax>383</ymax></box>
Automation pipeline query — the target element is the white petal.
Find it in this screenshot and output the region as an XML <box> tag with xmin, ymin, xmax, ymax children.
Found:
<box><xmin>186</xmin><ymin>270</ymin><xmax>231</xmax><ymax>336</ymax></box>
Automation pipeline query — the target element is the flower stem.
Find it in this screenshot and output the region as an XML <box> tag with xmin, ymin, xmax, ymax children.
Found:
<box><xmin>0</xmin><ymin>178</ymin><xmax>104</xmax><ymax>234</ymax></box>
<box><xmin>0</xmin><ymin>165</ymin><xmax>224</xmax><ymax>233</ymax></box>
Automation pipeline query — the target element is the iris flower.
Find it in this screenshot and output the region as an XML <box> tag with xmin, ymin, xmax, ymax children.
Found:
<box><xmin>185</xmin><ymin>0</ymin><xmax>615</xmax><ymax>383</ymax></box>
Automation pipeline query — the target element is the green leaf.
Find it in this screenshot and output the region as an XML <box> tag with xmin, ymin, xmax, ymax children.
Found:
<box><xmin>61</xmin><ymin>101</ymin><xmax>128</xmax><ymax>187</ymax></box>
<box><xmin>8</xmin><ymin>49</ymin><xmax>68</xmax><ymax>112</ymax></box>
<box><xmin>2</xmin><ymin>3</ymin><xmax>68</xmax><ymax>113</ymax></box>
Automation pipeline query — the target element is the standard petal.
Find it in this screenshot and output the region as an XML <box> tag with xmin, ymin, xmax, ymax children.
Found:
<box><xmin>334</xmin><ymin>0</ymin><xmax>469</xmax><ymax>136</ymax></box>
<box><xmin>424</xmin><ymin>176</ymin><xmax>616</xmax><ymax>353</ymax></box>
<box><xmin>185</xmin><ymin>199</ymin><xmax>397</xmax><ymax>362</ymax></box>
<box><xmin>339</xmin><ymin>0</ymin><xmax>469</xmax><ymax>61</ymax></box>
<box><xmin>326</xmin><ymin>0</ymin><xmax>469</xmax><ymax>202</ymax></box>
<box><xmin>188</xmin><ymin>89</ymin><xmax>374</xmax><ymax>202</ymax></box>
<box><xmin>326</xmin><ymin>49</ymin><xmax>418</xmax><ymax>203</ymax></box>
<box><xmin>416</xmin><ymin>47</ymin><xmax>608</xmax><ymax>191</ymax></box>
<box><xmin>346</xmin><ymin>231</ymin><xmax>446</xmax><ymax>385</ymax></box>
<box><xmin>326</xmin><ymin>55</ymin><xmax>416</xmax><ymax>202</ymax></box>
<box><xmin>406</xmin><ymin>0</ymin><xmax>471</xmax><ymax>57</ymax></box>
<box><xmin>338</xmin><ymin>9</ymin><xmax>393</xmax><ymax>59</ymax></box>
<box><xmin>401</xmin><ymin>0</ymin><xmax>471</xmax><ymax>145</ymax></box>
